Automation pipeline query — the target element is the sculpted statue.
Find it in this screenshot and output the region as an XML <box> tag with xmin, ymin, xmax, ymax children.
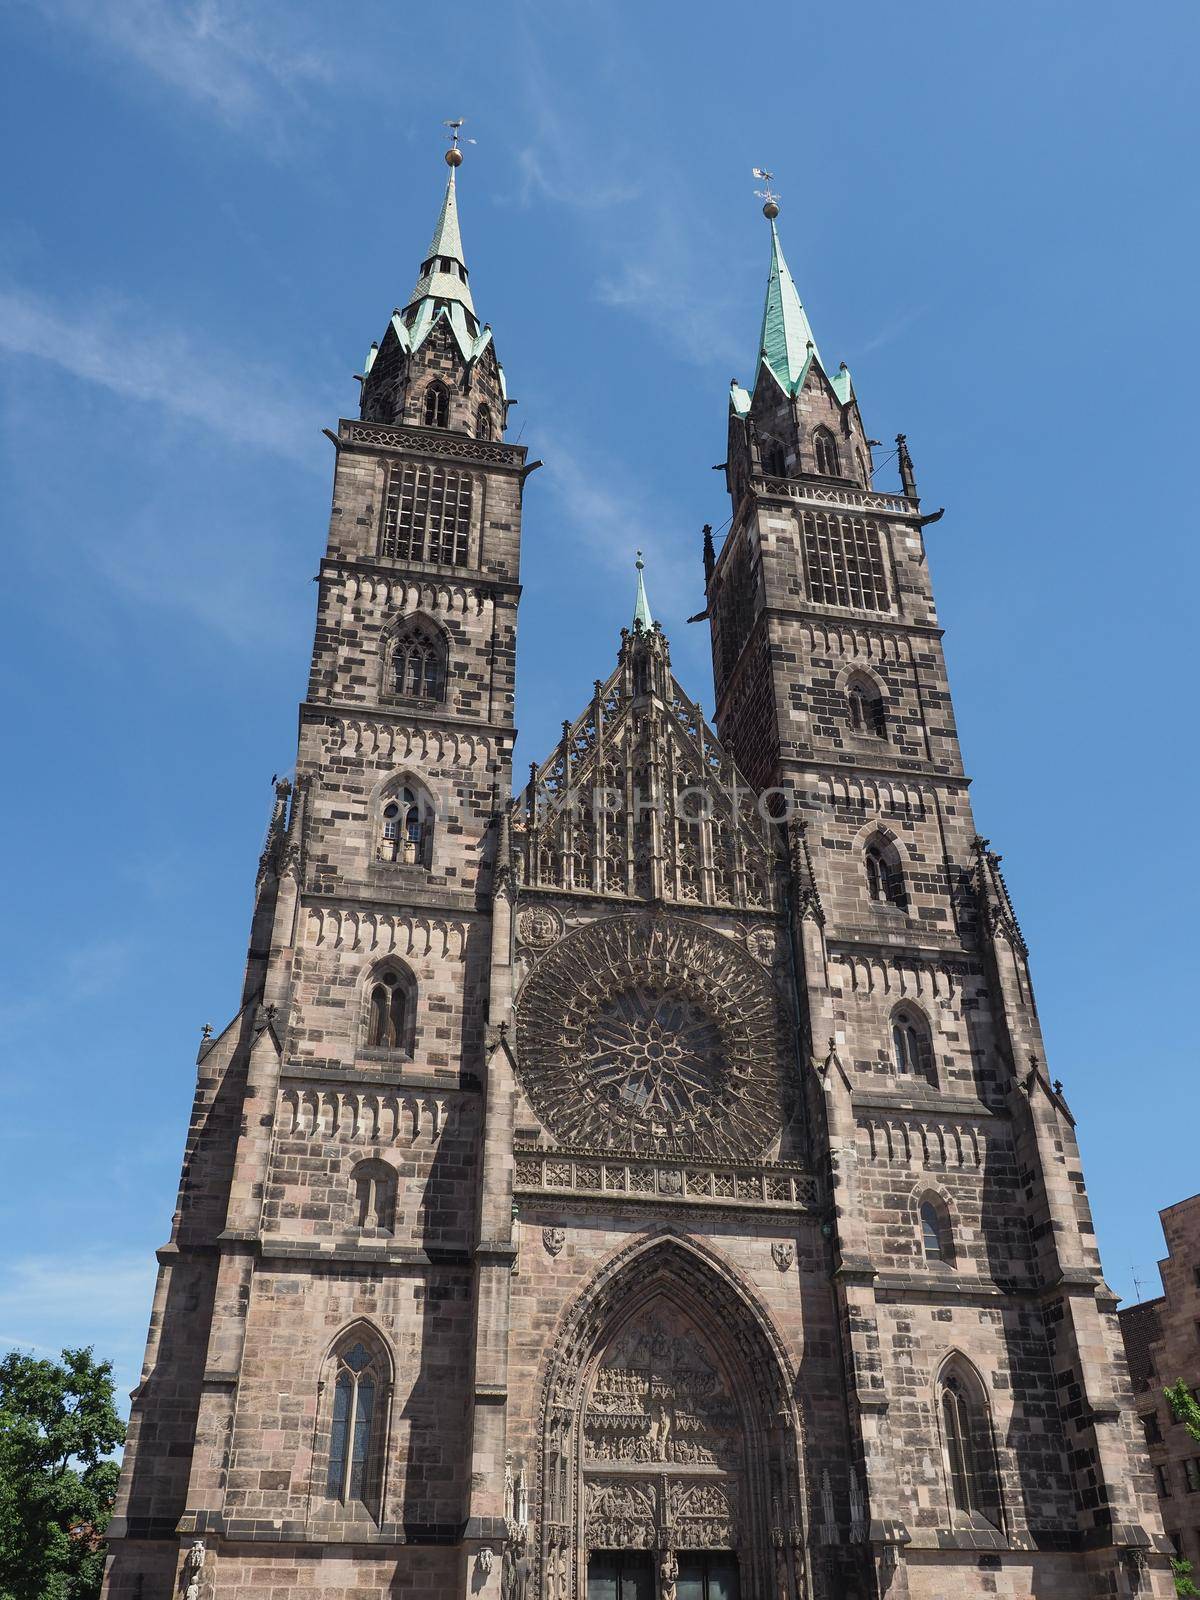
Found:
<box><xmin>181</xmin><ymin>1540</ymin><xmax>205</xmax><ymax>1600</ymax></box>
<box><xmin>501</xmin><ymin>1524</ymin><xmax>533</xmax><ymax>1600</ymax></box>
<box><xmin>659</xmin><ymin>1549</ymin><xmax>679</xmax><ymax>1600</ymax></box>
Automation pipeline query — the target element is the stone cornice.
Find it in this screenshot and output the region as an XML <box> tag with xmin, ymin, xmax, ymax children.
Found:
<box><xmin>299</xmin><ymin>697</ymin><xmax>516</xmax><ymax>743</ymax></box>
<box><xmin>337</xmin><ymin>415</ymin><xmax>528</xmax><ymax>471</ymax></box>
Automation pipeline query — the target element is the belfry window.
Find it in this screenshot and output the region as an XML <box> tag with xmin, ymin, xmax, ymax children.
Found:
<box><xmin>813</xmin><ymin>426</ymin><xmax>840</xmax><ymax>476</ymax></box>
<box><xmin>422</xmin><ymin>382</ymin><xmax>450</xmax><ymax>429</ymax></box>
<box><xmin>391</xmin><ymin>619</ymin><xmax>446</xmax><ymax>702</ymax></box>
<box><xmin>476</xmin><ymin>404</ymin><xmax>493</xmax><ymax>440</ymax></box>
<box><xmin>801</xmin><ymin>510</ymin><xmax>888</xmax><ymax>612</ymax></box>
<box><xmin>381</xmin><ymin>462</ymin><xmax>472</xmax><ymax>566</ymax></box>
<box><xmin>378</xmin><ymin>788</ymin><xmax>427</xmax><ymax>867</ymax></box>
<box><xmin>326</xmin><ymin>1338</ymin><xmax>385</xmax><ymax>1514</ymax></box>
<box><xmin>847</xmin><ymin>675</ymin><xmax>886</xmax><ymax>737</ymax></box>
<box><xmin>865</xmin><ymin>838</ymin><xmax>905</xmax><ymax>907</ymax></box>
<box><xmin>892</xmin><ymin>1006</ymin><xmax>934</xmax><ymax>1082</ymax></box>
<box><xmin>366</xmin><ymin>971</ymin><xmax>407</xmax><ymax>1049</ymax></box>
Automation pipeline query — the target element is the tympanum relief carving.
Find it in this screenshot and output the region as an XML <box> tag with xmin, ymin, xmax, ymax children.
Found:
<box><xmin>581</xmin><ymin>1305</ymin><xmax>741</xmax><ymax>1554</ymax></box>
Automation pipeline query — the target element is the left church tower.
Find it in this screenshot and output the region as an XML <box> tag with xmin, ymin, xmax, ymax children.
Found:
<box><xmin>102</xmin><ymin>142</ymin><xmax>531</xmax><ymax>1598</ymax></box>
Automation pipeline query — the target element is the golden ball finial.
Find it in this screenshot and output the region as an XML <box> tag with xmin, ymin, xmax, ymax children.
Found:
<box><xmin>446</xmin><ymin>145</ymin><xmax>463</xmax><ymax>168</ymax></box>
<box><xmin>762</xmin><ymin>198</ymin><xmax>779</xmax><ymax>220</ymax></box>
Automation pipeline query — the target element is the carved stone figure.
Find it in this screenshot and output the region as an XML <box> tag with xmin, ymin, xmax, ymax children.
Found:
<box><xmin>542</xmin><ymin>1226</ymin><xmax>565</xmax><ymax>1257</ymax></box>
<box><xmin>659</xmin><ymin>1549</ymin><xmax>679</xmax><ymax>1600</ymax></box>
<box><xmin>771</xmin><ymin>1241</ymin><xmax>795</xmax><ymax>1271</ymax></box>
<box><xmin>516</xmin><ymin>904</ymin><xmax>562</xmax><ymax>950</ymax></box>
<box><xmin>181</xmin><ymin>1540</ymin><xmax>205</xmax><ymax>1600</ymax></box>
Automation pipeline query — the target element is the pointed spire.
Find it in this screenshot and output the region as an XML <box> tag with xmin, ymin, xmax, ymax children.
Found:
<box><xmin>632</xmin><ymin>550</ymin><xmax>654</xmax><ymax>630</ymax></box>
<box><xmin>404</xmin><ymin>164</ymin><xmax>476</xmax><ymax>323</ymax></box>
<box><xmin>759</xmin><ymin>218</ymin><xmax>821</xmax><ymax>393</ymax></box>
<box><xmin>730</xmin><ymin>195</ymin><xmax>853</xmax><ymax>411</ymax></box>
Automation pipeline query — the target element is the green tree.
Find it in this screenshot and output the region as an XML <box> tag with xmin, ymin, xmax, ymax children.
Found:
<box><xmin>1165</xmin><ymin>1382</ymin><xmax>1200</xmax><ymax>1596</ymax></box>
<box><xmin>0</xmin><ymin>1347</ymin><xmax>125</xmax><ymax>1600</ymax></box>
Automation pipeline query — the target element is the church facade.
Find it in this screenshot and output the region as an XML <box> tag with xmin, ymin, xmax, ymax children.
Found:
<box><xmin>102</xmin><ymin>149</ymin><xmax>1171</xmax><ymax>1600</ymax></box>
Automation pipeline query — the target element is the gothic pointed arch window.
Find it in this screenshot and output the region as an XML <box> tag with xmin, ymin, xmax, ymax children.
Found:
<box><xmin>937</xmin><ymin>1358</ymin><xmax>1003</xmax><ymax>1528</ymax></box>
<box><xmin>324</xmin><ymin>1330</ymin><xmax>388</xmax><ymax>1518</ymax></box>
<box><xmin>846</xmin><ymin>672</ymin><xmax>886</xmax><ymax>737</ymax></box>
<box><xmin>389</xmin><ymin>616</ymin><xmax>447</xmax><ymax>703</ymax></box>
<box><xmin>475</xmin><ymin>404</ymin><xmax>493</xmax><ymax>440</ymax></box>
<box><xmin>813</xmin><ymin>425</ymin><xmax>840</xmax><ymax>476</ymax></box>
<box><xmin>422</xmin><ymin>381</ymin><xmax>450</xmax><ymax>429</ymax></box>
<box><xmin>763</xmin><ymin>439</ymin><xmax>787</xmax><ymax>478</ymax></box>
<box><xmin>365</xmin><ymin>964</ymin><xmax>411</xmax><ymax>1052</ymax></box>
<box><xmin>857</xmin><ymin>447</ymin><xmax>870</xmax><ymax>487</ymax></box>
<box><xmin>891</xmin><ymin>1004</ymin><xmax>935</xmax><ymax>1084</ymax></box>
<box><xmin>351</xmin><ymin>1159</ymin><xmax>397</xmax><ymax>1233</ymax></box>
<box><xmin>919</xmin><ymin>1193</ymin><xmax>954</xmax><ymax>1264</ymax></box>
<box><xmin>864</xmin><ymin>835</ymin><xmax>905</xmax><ymax>908</ymax></box>
<box><xmin>377</xmin><ymin>783</ymin><xmax>432</xmax><ymax>869</ymax></box>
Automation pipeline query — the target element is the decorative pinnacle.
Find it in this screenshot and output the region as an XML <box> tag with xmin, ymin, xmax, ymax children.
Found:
<box><xmin>632</xmin><ymin>550</ymin><xmax>654</xmax><ymax>631</ymax></box>
<box><xmin>753</xmin><ymin>166</ymin><xmax>780</xmax><ymax>219</ymax></box>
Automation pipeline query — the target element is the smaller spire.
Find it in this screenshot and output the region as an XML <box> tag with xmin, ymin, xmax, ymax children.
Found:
<box><xmin>632</xmin><ymin>550</ymin><xmax>654</xmax><ymax>630</ymax></box>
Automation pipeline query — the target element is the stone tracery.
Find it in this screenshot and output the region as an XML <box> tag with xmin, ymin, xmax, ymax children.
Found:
<box><xmin>514</xmin><ymin>913</ymin><xmax>791</xmax><ymax>1159</ymax></box>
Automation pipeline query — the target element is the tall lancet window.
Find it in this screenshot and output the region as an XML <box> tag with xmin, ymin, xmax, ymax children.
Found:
<box><xmin>326</xmin><ymin>1336</ymin><xmax>386</xmax><ymax>1516</ymax></box>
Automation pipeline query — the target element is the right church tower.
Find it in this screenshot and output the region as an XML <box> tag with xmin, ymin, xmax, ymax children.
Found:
<box><xmin>707</xmin><ymin>194</ymin><xmax>1171</xmax><ymax>1598</ymax></box>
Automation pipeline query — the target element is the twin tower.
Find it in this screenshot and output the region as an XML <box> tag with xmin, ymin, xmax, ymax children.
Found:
<box><xmin>102</xmin><ymin>150</ymin><xmax>1170</xmax><ymax>1600</ymax></box>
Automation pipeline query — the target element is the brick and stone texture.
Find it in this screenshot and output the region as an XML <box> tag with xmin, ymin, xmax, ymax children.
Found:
<box><xmin>1120</xmin><ymin>1194</ymin><xmax>1200</xmax><ymax>1571</ymax></box>
<box><xmin>102</xmin><ymin>168</ymin><xmax>1170</xmax><ymax>1600</ymax></box>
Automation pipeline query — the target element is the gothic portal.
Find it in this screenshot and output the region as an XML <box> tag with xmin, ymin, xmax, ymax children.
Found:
<box><xmin>102</xmin><ymin>146</ymin><xmax>1172</xmax><ymax>1600</ymax></box>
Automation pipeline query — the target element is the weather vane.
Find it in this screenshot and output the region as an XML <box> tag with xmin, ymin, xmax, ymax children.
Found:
<box><xmin>443</xmin><ymin>118</ymin><xmax>477</xmax><ymax>168</ymax></box>
<box><xmin>752</xmin><ymin>166</ymin><xmax>780</xmax><ymax>219</ymax></box>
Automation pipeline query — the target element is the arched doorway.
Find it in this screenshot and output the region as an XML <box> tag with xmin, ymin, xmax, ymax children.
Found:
<box><xmin>538</xmin><ymin>1240</ymin><xmax>805</xmax><ymax>1600</ymax></box>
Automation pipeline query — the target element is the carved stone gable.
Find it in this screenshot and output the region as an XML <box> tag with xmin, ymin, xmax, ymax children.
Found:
<box><xmin>512</xmin><ymin>624</ymin><xmax>782</xmax><ymax>911</ymax></box>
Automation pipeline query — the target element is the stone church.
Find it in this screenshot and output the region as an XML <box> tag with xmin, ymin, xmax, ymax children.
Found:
<box><xmin>102</xmin><ymin>145</ymin><xmax>1171</xmax><ymax>1600</ymax></box>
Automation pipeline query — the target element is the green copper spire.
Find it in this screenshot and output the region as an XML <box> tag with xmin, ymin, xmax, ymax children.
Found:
<box><xmin>404</xmin><ymin>165</ymin><xmax>476</xmax><ymax>321</ymax></box>
<box><xmin>730</xmin><ymin>203</ymin><xmax>853</xmax><ymax>414</ymax></box>
<box><xmin>759</xmin><ymin>219</ymin><xmax>820</xmax><ymax>392</ymax></box>
<box><xmin>632</xmin><ymin>550</ymin><xmax>654</xmax><ymax>630</ymax></box>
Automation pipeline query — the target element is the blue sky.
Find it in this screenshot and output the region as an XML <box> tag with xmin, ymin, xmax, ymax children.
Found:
<box><xmin>1</xmin><ymin>1</ymin><xmax>1197</xmax><ymax>1402</ymax></box>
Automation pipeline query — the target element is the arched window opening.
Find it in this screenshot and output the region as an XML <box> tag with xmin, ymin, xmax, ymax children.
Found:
<box><xmin>857</xmin><ymin>447</ymin><xmax>869</xmax><ymax>487</ymax></box>
<box><xmin>378</xmin><ymin>786</ymin><xmax>430</xmax><ymax>867</ymax></box>
<box><xmin>813</xmin><ymin>426</ymin><xmax>840</xmax><ymax>476</ymax></box>
<box><xmin>892</xmin><ymin>1006</ymin><xmax>934</xmax><ymax>1083</ymax></box>
<box><xmin>391</xmin><ymin>620</ymin><xmax>446</xmax><ymax>703</ymax></box>
<box><xmin>422</xmin><ymin>382</ymin><xmax>449</xmax><ymax>429</ymax></box>
<box><xmin>763</xmin><ymin>440</ymin><xmax>787</xmax><ymax>478</ymax></box>
<box><xmin>865</xmin><ymin>836</ymin><xmax>905</xmax><ymax>908</ymax></box>
<box><xmin>938</xmin><ymin>1363</ymin><xmax>1002</xmax><ymax>1528</ymax></box>
<box><xmin>352</xmin><ymin>1161</ymin><xmax>396</xmax><ymax>1233</ymax></box>
<box><xmin>366</xmin><ymin>970</ymin><xmax>408</xmax><ymax>1049</ymax></box>
<box><xmin>920</xmin><ymin>1196</ymin><xmax>954</xmax><ymax>1264</ymax></box>
<box><xmin>846</xmin><ymin>675</ymin><xmax>886</xmax><ymax>738</ymax></box>
<box><xmin>326</xmin><ymin>1338</ymin><xmax>385</xmax><ymax>1515</ymax></box>
<box><xmin>476</xmin><ymin>404</ymin><xmax>493</xmax><ymax>441</ymax></box>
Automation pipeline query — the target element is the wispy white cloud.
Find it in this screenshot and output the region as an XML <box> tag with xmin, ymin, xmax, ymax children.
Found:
<box><xmin>0</xmin><ymin>1250</ymin><xmax>157</xmax><ymax>1401</ymax></box>
<box><xmin>0</xmin><ymin>282</ymin><xmax>330</xmax><ymax>464</ymax></box>
<box><xmin>24</xmin><ymin>0</ymin><xmax>336</xmax><ymax>138</ymax></box>
<box><xmin>508</xmin><ymin>22</ymin><xmax>747</xmax><ymax>373</ymax></box>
